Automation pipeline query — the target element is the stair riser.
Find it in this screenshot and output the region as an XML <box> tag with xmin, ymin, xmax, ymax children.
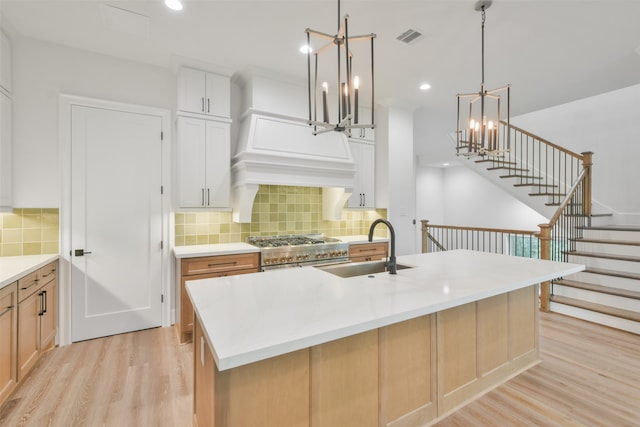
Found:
<box><xmin>574</xmin><ymin>241</ymin><xmax>640</xmax><ymax>257</ymax></box>
<box><xmin>567</xmin><ymin>272</ymin><xmax>640</xmax><ymax>293</ymax></box>
<box><xmin>549</xmin><ymin>302</ymin><xmax>640</xmax><ymax>334</ymax></box>
<box><xmin>566</xmin><ymin>255</ymin><xmax>640</xmax><ymax>275</ymax></box>
<box><xmin>581</xmin><ymin>229</ymin><xmax>640</xmax><ymax>242</ymax></box>
<box><xmin>552</xmin><ymin>285</ymin><xmax>640</xmax><ymax>312</ymax></box>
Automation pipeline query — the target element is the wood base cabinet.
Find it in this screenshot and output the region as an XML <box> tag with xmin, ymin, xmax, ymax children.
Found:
<box><xmin>177</xmin><ymin>253</ymin><xmax>259</xmax><ymax>343</ymax></box>
<box><xmin>192</xmin><ymin>285</ymin><xmax>538</xmax><ymax>426</ymax></box>
<box><xmin>1</xmin><ymin>260</ymin><xmax>57</xmax><ymax>407</ymax></box>
<box><xmin>17</xmin><ymin>261</ymin><xmax>57</xmax><ymax>382</ymax></box>
<box><xmin>0</xmin><ymin>282</ymin><xmax>17</xmax><ymax>405</ymax></box>
<box><xmin>349</xmin><ymin>241</ymin><xmax>388</xmax><ymax>263</ymax></box>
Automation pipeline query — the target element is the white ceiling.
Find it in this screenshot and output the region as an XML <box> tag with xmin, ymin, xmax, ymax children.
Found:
<box><xmin>1</xmin><ymin>0</ymin><xmax>640</xmax><ymax>155</ymax></box>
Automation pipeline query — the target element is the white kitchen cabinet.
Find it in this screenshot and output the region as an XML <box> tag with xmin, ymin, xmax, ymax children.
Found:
<box><xmin>349</xmin><ymin>106</ymin><xmax>375</xmax><ymax>143</ymax></box>
<box><xmin>178</xmin><ymin>66</ymin><xmax>230</xmax><ymax>119</ymax></box>
<box><xmin>347</xmin><ymin>140</ymin><xmax>375</xmax><ymax>208</ymax></box>
<box><xmin>0</xmin><ymin>31</ymin><xmax>11</xmax><ymax>94</ymax></box>
<box><xmin>0</xmin><ymin>92</ymin><xmax>12</xmax><ymax>210</ymax></box>
<box><xmin>177</xmin><ymin>117</ymin><xmax>230</xmax><ymax>208</ymax></box>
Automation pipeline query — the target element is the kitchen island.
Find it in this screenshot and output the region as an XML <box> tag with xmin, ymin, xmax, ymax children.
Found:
<box><xmin>187</xmin><ymin>250</ymin><xmax>583</xmax><ymax>426</ymax></box>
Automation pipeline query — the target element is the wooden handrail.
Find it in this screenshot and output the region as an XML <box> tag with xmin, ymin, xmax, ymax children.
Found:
<box><xmin>424</xmin><ymin>222</ymin><xmax>538</xmax><ymax>236</ymax></box>
<box><xmin>548</xmin><ymin>168</ymin><xmax>588</xmax><ymax>226</ymax></box>
<box><xmin>500</xmin><ymin>120</ymin><xmax>584</xmax><ymax>160</ymax></box>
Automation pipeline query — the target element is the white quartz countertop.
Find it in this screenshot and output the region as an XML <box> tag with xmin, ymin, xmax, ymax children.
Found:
<box><xmin>0</xmin><ymin>254</ymin><xmax>59</xmax><ymax>290</ymax></box>
<box><xmin>173</xmin><ymin>243</ymin><xmax>259</xmax><ymax>258</ymax></box>
<box><xmin>187</xmin><ymin>250</ymin><xmax>584</xmax><ymax>371</ymax></box>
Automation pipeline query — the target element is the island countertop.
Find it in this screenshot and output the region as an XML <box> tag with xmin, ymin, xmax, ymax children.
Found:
<box><xmin>187</xmin><ymin>250</ymin><xmax>583</xmax><ymax>371</ymax></box>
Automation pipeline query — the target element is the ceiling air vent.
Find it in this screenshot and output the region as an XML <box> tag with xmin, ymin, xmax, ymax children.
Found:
<box><xmin>396</xmin><ymin>28</ymin><xmax>424</xmax><ymax>45</ymax></box>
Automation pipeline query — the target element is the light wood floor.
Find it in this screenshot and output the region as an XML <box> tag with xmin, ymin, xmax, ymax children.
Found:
<box><xmin>0</xmin><ymin>326</ymin><xmax>193</xmax><ymax>427</ymax></box>
<box><xmin>1</xmin><ymin>313</ymin><xmax>639</xmax><ymax>427</ymax></box>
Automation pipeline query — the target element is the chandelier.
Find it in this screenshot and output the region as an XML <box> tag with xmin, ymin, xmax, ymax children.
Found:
<box><xmin>304</xmin><ymin>0</ymin><xmax>376</xmax><ymax>136</ymax></box>
<box><xmin>457</xmin><ymin>0</ymin><xmax>510</xmax><ymax>155</ymax></box>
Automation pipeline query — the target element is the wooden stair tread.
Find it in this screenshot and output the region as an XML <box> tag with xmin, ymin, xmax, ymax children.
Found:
<box><xmin>529</xmin><ymin>192</ymin><xmax>566</xmax><ymax>197</ymax></box>
<box><xmin>565</xmin><ymin>250</ymin><xmax>640</xmax><ymax>263</ymax></box>
<box><xmin>583</xmin><ymin>267</ymin><xmax>640</xmax><ymax>281</ymax></box>
<box><xmin>499</xmin><ymin>175</ymin><xmax>543</xmax><ymax>180</ymax></box>
<box><xmin>571</xmin><ymin>238</ymin><xmax>640</xmax><ymax>247</ymax></box>
<box><xmin>554</xmin><ymin>279</ymin><xmax>640</xmax><ymax>300</ymax></box>
<box><xmin>578</xmin><ymin>225</ymin><xmax>640</xmax><ymax>232</ymax></box>
<box><xmin>487</xmin><ymin>167</ymin><xmax>529</xmax><ymax>172</ymax></box>
<box><xmin>475</xmin><ymin>159</ymin><xmax>516</xmax><ymax>165</ymax></box>
<box><xmin>513</xmin><ymin>183</ymin><xmax>559</xmax><ymax>188</ymax></box>
<box><xmin>550</xmin><ymin>295</ymin><xmax>640</xmax><ymax>322</ymax></box>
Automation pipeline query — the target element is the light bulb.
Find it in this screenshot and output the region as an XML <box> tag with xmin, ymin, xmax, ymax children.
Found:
<box><xmin>165</xmin><ymin>0</ymin><xmax>183</xmax><ymax>11</ymax></box>
<box><xmin>354</xmin><ymin>76</ymin><xmax>360</xmax><ymax>90</ymax></box>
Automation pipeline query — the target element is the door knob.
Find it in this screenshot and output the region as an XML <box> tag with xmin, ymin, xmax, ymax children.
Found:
<box><xmin>74</xmin><ymin>249</ymin><xmax>93</xmax><ymax>256</ymax></box>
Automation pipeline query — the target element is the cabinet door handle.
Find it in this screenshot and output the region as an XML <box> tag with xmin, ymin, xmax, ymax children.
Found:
<box><xmin>207</xmin><ymin>261</ymin><xmax>237</xmax><ymax>268</ymax></box>
<box><xmin>363</xmin><ymin>193</ymin><xmax>366</xmax><ymax>207</ymax></box>
<box><xmin>201</xmin><ymin>97</ymin><xmax>205</xmax><ymax>112</ymax></box>
<box><xmin>74</xmin><ymin>249</ymin><xmax>92</xmax><ymax>256</ymax></box>
<box><xmin>38</xmin><ymin>291</ymin><xmax>44</xmax><ymax>316</ymax></box>
<box><xmin>43</xmin><ymin>290</ymin><xmax>47</xmax><ymax>314</ymax></box>
<box><xmin>0</xmin><ymin>305</ymin><xmax>14</xmax><ymax>317</ymax></box>
<box><xmin>207</xmin><ymin>188</ymin><xmax>210</xmax><ymax>206</ymax></box>
<box><xmin>201</xmin><ymin>188</ymin><xmax>205</xmax><ymax>206</ymax></box>
<box><xmin>207</xmin><ymin>98</ymin><xmax>210</xmax><ymax>113</ymax></box>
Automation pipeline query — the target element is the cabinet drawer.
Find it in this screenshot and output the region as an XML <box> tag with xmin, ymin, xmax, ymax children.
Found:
<box><xmin>0</xmin><ymin>282</ymin><xmax>16</xmax><ymax>316</ymax></box>
<box><xmin>349</xmin><ymin>242</ymin><xmax>388</xmax><ymax>259</ymax></box>
<box><xmin>182</xmin><ymin>253</ymin><xmax>260</xmax><ymax>276</ymax></box>
<box><xmin>37</xmin><ymin>262</ymin><xmax>57</xmax><ymax>286</ymax></box>
<box><xmin>17</xmin><ymin>271</ymin><xmax>40</xmax><ymax>303</ymax></box>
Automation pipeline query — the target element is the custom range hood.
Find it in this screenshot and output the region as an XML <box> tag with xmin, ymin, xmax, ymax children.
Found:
<box><xmin>231</xmin><ymin>69</ymin><xmax>355</xmax><ymax>223</ymax></box>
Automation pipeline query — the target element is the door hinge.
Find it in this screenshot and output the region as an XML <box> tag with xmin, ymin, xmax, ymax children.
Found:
<box><xmin>161</xmin><ymin>185</ymin><xmax>164</xmax><ymax>194</ymax></box>
<box><xmin>161</xmin><ymin>131</ymin><xmax>164</xmax><ymax>141</ymax></box>
<box><xmin>160</xmin><ymin>241</ymin><xmax>164</xmax><ymax>249</ymax></box>
<box><xmin>161</xmin><ymin>294</ymin><xmax>164</xmax><ymax>303</ymax></box>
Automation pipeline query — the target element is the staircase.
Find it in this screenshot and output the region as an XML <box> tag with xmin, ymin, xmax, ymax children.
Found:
<box><xmin>453</xmin><ymin>122</ymin><xmax>640</xmax><ymax>334</ymax></box>
<box><xmin>551</xmin><ymin>226</ymin><xmax>640</xmax><ymax>334</ymax></box>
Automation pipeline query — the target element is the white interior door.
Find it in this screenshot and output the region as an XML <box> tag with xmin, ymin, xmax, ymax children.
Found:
<box><xmin>70</xmin><ymin>105</ymin><xmax>163</xmax><ymax>342</ymax></box>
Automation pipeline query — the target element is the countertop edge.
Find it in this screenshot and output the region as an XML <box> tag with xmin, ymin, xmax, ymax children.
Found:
<box><xmin>188</xmin><ymin>251</ymin><xmax>584</xmax><ymax>371</ymax></box>
<box><xmin>0</xmin><ymin>254</ymin><xmax>60</xmax><ymax>290</ymax></box>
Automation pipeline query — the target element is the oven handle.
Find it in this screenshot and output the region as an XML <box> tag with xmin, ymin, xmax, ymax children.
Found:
<box><xmin>261</xmin><ymin>258</ymin><xmax>351</xmax><ymax>271</ymax></box>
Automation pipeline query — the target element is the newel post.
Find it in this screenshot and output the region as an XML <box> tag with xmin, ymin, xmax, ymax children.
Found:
<box><xmin>538</xmin><ymin>223</ymin><xmax>552</xmax><ymax>312</ymax></box>
<box><xmin>421</xmin><ymin>220</ymin><xmax>429</xmax><ymax>254</ymax></box>
<box><xmin>581</xmin><ymin>151</ymin><xmax>594</xmax><ymax>223</ymax></box>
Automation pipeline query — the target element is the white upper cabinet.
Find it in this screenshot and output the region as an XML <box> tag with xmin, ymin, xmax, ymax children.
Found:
<box><xmin>178</xmin><ymin>66</ymin><xmax>230</xmax><ymax>119</ymax></box>
<box><xmin>349</xmin><ymin>106</ymin><xmax>375</xmax><ymax>143</ymax></box>
<box><xmin>0</xmin><ymin>92</ymin><xmax>12</xmax><ymax>209</ymax></box>
<box><xmin>0</xmin><ymin>32</ymin><xmax>11</xmax><ymax>210</ymax></box>
<box><xmin>0</xmin><ymin>32</ymin><xmax>11</xmax><ymax>94</ymax></box>
<box><xmin>177</xmin><ymin>117</ymin><xmax>230</xmax><ymax>208</ymax></box>
<box><xmin>347</xmin><ymin>140</ymin><xmax>375</xmax><ymax>208</ymax></box>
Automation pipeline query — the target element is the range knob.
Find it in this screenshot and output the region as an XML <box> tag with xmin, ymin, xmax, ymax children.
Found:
<box><xmin>286</xmin><ymin>256</ymin><xmax>293</xmax><ymax>262</ymax></box>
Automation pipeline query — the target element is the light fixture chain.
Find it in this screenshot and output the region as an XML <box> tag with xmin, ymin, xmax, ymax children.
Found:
<box><xmin>481</xmin><ymin>6</ymin><xmax>486</xmax><ymax>86</ymax></box>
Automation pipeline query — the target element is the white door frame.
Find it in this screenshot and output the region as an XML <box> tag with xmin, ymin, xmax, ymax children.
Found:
<box><xmin>59</xmin><ymin>94</ymin><xmax>173</xmax><ymax>346</ymax></box>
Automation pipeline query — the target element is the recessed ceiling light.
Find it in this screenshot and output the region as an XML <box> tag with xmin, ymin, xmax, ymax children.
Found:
<box><xmin>165</xmin><ymin>0</ymin><xmax>183</xmax><ymax>11</ymax></box>
<box><xmin>419</xmin><ymin>83</ymin><xmax>431</xmax><ymax>91</ymax></box>
<box><xmin>443</xmin><ymin>162</ymin><xmax>450</xmax><ymax>167</ymax></box>
<box><xmin>300</xmin><ymin>45</ymin><xmax>313</xmax><ymax>54</ymax></box>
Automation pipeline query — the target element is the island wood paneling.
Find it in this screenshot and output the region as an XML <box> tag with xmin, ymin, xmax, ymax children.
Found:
<box><xmin>214</xmin><ymin>347</ymin><xmax>309</xmax><ymax>427</ymax></box>
<box><xmin>477</xmin><ymin>293</ymin><xmax>509</xmax><ymax>375</ymax></box>
<box><xmin>379</xmin><ymin>315</ymin><xmax>437</xmax><ymax>427</ymax></box>
<box><xmin>3</xmin><ymin>312</ymin><xmax>639</xmax><ymax>426</ymax></box>
<box><xmin>310</xmin><ymin>330</ymin><xmax>379</xmax><ymax>427</ymax></box>
<box><xmin>436</xmin><ymin>286</ymin><xmax>540</xmax><ymax>417</ymax></box>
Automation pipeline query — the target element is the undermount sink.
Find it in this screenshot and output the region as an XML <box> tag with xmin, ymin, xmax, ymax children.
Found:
<box><xmin>315</xmin><ymin>261</ymin><xmax>413</xmax><ymax>278</ymax></box>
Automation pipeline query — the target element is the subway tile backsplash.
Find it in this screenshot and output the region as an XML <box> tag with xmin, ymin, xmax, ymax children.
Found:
<box><xmin>175</xmin><ymin>185</ymin><xmax>387</xmax><ymax>246</ymax></box>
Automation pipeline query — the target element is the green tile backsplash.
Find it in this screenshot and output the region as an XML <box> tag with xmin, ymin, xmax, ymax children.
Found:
<box><xmin>0</xmin><ymin>208</ymin><xmax>59</xmax><ymax>256</ymax></box>
<box><xmin>175</xmin><ymin>185</ymin><xmax>387</xmax><ymax>246</ymax></box>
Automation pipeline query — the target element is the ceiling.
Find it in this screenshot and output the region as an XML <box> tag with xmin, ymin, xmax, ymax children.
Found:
<box><xmin>1</xmin><ymin>0</ymin><xmax>640</xmax><ymax>157</ymax></box>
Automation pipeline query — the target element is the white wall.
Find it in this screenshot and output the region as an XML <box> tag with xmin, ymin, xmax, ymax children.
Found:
<box><xmin>512</xmin><ymin>84</ymin><xmax>640</xmax><ymax>224</ymax></box>
<box><xmin>415</xmin><ymin>163</ymin><xmax>547</xmax><ymax>232</ymax></box>
<box><xmin>12</xmin><ymin>37</ymin><xmax>175</xmax><ymax>207</ymax></box>
<box><xmin>381</xmin><ymin>107</ymin><xmax>416</xmax><ymax>256</ymax></box>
